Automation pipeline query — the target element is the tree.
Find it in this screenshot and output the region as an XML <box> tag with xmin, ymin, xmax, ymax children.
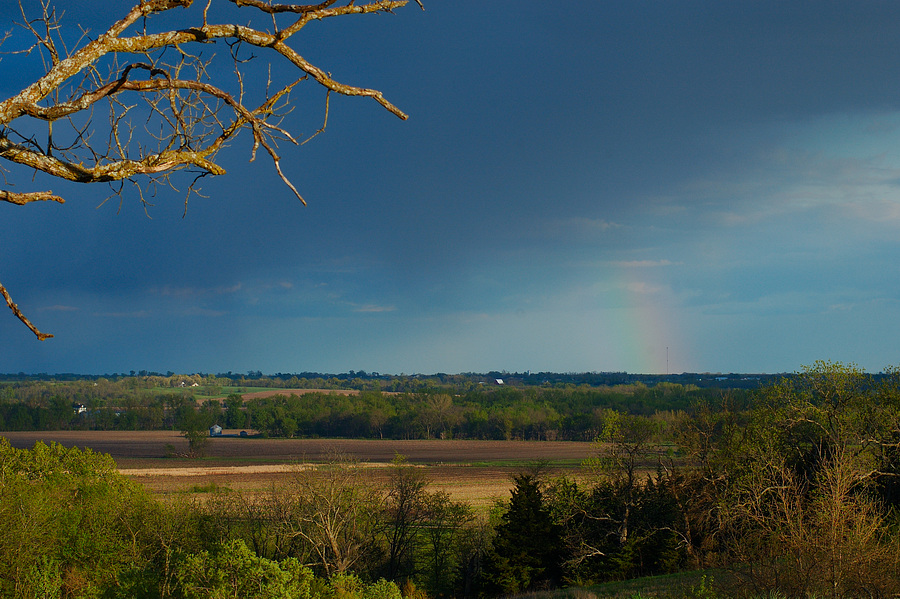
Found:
<box><xmin>280</xmin><ymin>454</ymin><xmax>382</xmax><ymax>576</ymax></box>
<box><xmin>713</xmin><ymin>362</ymin><xmax>900</xmax><ymax>597</ymax></box>
<box><xmin>174</xmin><ymin>538</ymin><xmax>405</xmax><ymax>599</ymax></box>
<box><xmin>483</xmin><ymin>473</ymin><xmax>563</xmax><ymax>594</ymax></box>
<box><xmin>178</xmin><ymin>405</ymin><xmax>214</xmax><ymax>457</ymax></box>
<box><xmin>0</xmin><ymin>0</ymin><xmax>420</xmax><ymax>339</ymax></box>
<box><xmin>223</xmin><ymin>393</ymin><xmax>246</xmax><ymax>428</ymax></box>
<box><xmin>382</xmin><ymin>454</ymin><xmax>429</xmax><ymax>581</ymax></box>
<box><xmin>0</xmin><ymin>439</ymin><xmax>155</xmax><ymax>597</ymax></box>
<box><xmin>175</xmin><ymin>539</ymin><xmax>315</xmax><ymax>599</ymax></box>
<box><xmin>585</xmin><ymin>410</ymin><xmax>662</xmax><ymax>548</ymax></box>
<box><xmin>420</xmin><ymin>490</ymin><xmax>473</xmax><ymax>597</ymax></box>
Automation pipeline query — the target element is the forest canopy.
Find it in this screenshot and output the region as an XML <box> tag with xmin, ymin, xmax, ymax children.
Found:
<box><xmin>0</xmin><ymin>370</ymin><xmax>752</xmax><ymax>440</ymax></box>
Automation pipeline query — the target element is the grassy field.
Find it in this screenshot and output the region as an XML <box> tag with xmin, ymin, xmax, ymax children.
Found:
<box><xmin>0</xmin><ymin>431</ymin><xmax>597</xmax><ymax>508</ymax></box>
<box><xmin>150</xmin><ymin>386</ymin><xmax>383</xmax><ymax>402</ymax></box>
<box><xmin>522</xmin><ymin>571</ymin><xmax>723</xmax><ymax>599</ymax></box>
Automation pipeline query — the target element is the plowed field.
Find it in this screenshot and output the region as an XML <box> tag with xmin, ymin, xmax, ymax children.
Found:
<box><xmin>1</xmin><ymin>431</ymin><xmax>597</xmax><ymax>508</ymax></box>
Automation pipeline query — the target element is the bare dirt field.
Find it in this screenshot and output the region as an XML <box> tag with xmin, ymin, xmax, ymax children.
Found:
<box><xmin>1</xmin><ymin>431</ymin><xmax>597</xmax><ymax>509</ymax></box>
<box><xmin>0</xmin><ymin>431</ymin><xmax>596</xmax><ymax>465</ymax></box>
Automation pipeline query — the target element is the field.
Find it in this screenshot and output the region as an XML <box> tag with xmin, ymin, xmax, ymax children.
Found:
<box><xmin>189</xmin><ymin>388</ymin><xmax>388</xmax><ymax>403</ymax></box>
<box><xmin>1</xmin><ymin>431</ymin><xmax>598</xmax><ymax>509</ymax></box>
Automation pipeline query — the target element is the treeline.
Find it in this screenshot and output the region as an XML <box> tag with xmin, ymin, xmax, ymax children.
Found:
<box><xmin>0</xmin><ymin>369</ymin><xmax>784</xmax><ymax>392</ymax></box>
<box><xmin>0</xmin><ymin>381</ymin><xmax>743</xmax><ymax>441</ymax></box>
<box><xmin>236</xmin><ymin>384</ymin><xmax>737</xmax><ymax>440</ymax></box>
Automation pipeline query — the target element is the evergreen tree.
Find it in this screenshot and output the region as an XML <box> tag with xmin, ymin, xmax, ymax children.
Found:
<box><xmin>483</xmin><ymin>473</ymin><xmax>563</xmax><ymax>594</ymax></box>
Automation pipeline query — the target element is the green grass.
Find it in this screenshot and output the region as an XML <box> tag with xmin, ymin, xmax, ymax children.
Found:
<box><xmin>186</xmin><ymin>482</ymin><xmax>232</xmax><ymax>494</ymax></box>
<box><xmin>523</xmin><ymin>571</ymin><xmax>729</xmax><ymax>599</ymax></box>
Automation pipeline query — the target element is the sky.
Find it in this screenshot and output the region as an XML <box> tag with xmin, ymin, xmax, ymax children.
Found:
<box><xmin>3</xmin><ymin>1</ymin><xmax>900</xmax><ymax>375</ymax></box>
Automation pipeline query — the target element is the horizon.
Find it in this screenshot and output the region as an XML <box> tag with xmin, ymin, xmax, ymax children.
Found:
<box><xmin>0</xmin><ymin>368</ymin><xmax>822</xmax><ymax>378</ymax></box>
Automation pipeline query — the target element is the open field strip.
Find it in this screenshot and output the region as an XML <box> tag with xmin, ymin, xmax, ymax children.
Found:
<box><xmin>1</xmin><ymin>431</ymin><xmax>597</xmax><ymax>508</ymax></box>
<box><xmin>165</xmin><ymin>387</ymin><xmax>402</xmax><ymax>404</ymax></box>
<box><xmin>116</xmin><ymin>463</ymin><xmax>389</xmax><ymax>477</ymax></box>
<box><xmin>0</xmin><ymin>431</ymin><xmax>596</xmax><ymax>462</ymax></box>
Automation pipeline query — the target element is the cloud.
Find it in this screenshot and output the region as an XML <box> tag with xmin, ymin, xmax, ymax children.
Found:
<box><xmin>39</xmin><ymin>305</ymin><xmax>79</xmax><ymax>312</ymax></box>
<box><xmin>537</xmin><ymin>217</ymin><xmax>622</xmax><ymax>241</ymax></box>
<box><xmin>568</xmin><ymin>217</ymin><xmax>619</xmax><ymax>230</ymax></box>
<box><xmin>610</xmin><ymin>259</ymin><xmax>680</xmax><ymax>268</ymax></box>
<box><xmin>680</xmin><ymin>115</ymin><xmax>900</xmax><ymax>231</ymax></box>
<box><xmin>93</xmin><ymin>310</ymin><xmax>151</xmax><ymax>318</ymax></box>
<box><xmin>216</xmin><ymin>283</ymin><xmax>243</xmax><ymax>294</ymax></box>
<box><xmin>838</xmin><ymin>198</ymin><xmax>900</xmax><ymax>223</ymax></box>
<box><xmin>155</xmin><ymin>283</ymin><xmax>242</xmax><ymax>297</ymax></box>
<box><xmin>181</xmin><ymin>307</ymin><xmax>227</xmax><ymax>317</ymax></box>
<box><xmin>352</xmin><ymin>304</ymin><xmax>397</xmax><ymax>313</ymax></box>
<box><xmin>624</xmin><ymin>281</ymin><xmax>664</xmax><ymax>295</ymax></box>
<box><xmin>694</xmin><ymin>290</ymin><xmax>878</xmax><ymax>317</ymax></box>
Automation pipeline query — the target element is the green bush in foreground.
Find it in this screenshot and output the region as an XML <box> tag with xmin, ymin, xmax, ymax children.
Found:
<box><xmin>0</xmin><ymin>438</ymin><xmax>154</xmax><ymax>598</ymax></box>
<box><xmin>176</xmin><ymin>539</ymin><xmax>315</xmax><ymax>599</ymax></box>
<box><xmin>176</xmin><ymin>539</ymin><xmax>403</xmax><ymax>599</ymax></box>
<box><xmin>0</xmin><ymin>438</ymin><xmax>405</xmax><ymax>599</ymax></box>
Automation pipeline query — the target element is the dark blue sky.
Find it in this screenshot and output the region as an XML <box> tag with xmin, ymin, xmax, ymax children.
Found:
<box><xmin>3</xmin><ymin>1</ymin><xmax>900</xmax><ymax>374</ymax></box>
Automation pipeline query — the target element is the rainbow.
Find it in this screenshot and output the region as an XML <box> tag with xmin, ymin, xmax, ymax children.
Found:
<box><xmin>594</xmin><ymin>261</ymin><xmax>688</xmax><ymax>374</ymax></box>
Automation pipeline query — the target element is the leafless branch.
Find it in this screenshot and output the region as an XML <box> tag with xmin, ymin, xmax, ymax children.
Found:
<box><xmin>0</xmin><ymin>282</ymin><xmax>53</xmax><ymax>340</ymax></box>
<box><xmin>0</xmin><ymin>189</ymin><xmax>64</xmax><ymax>204</ymax></box>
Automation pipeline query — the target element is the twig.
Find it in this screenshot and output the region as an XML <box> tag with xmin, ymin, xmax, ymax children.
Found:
<box><xmin>0</xmin><ymin>281</ymin><xmax>52</xmax><ymax>340</ymax></box>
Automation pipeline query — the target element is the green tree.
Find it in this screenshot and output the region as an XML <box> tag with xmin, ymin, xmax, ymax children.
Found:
<box><xmin>176</xmin><ymin>539</ymin><xmax>315</xmax><ymax>599</ymax></box>
<box><xmin>714</xmin><ymin>362</ymin><xmax>900</xmax><ymax>597</ymax></box>
<box><xmin>179</xmin><ymin>407</ymin><xmax>214</xmax><ymax>458</ymax></box>
<box><xmin>483</xmin><ymin>473</ymin><xmax>563</xmax><ymax>594</ymax></box>
<box><xmin>584</xmin><ymin>410</ymin><xmax>662</xmax><ymax>549</ymax></box>
<box><xmin>420</xmin><ymin>491</ymin><xmax>474</xmax><ymax>597</ymax></box>
<box><xmin>0</xmin><ymin>439</ymin><xmax>154</xmax><ymax>597</ymax></box>
<box><xmin>224</xmin><ymin>394</ymin><xmax>246</xmax><ymax>429</ymax></box>
<box><xmin>327</xmin><ymin>573</ymin><xmax>402</xmax><ymax>599</ymax></box>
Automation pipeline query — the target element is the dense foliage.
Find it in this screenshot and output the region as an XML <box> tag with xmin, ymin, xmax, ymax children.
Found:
<box><xmin>6</xmin><ymin>363</ymin><xmax>900</xmax><ymax>598</ymax></box>
<box><xmin>0</xmin><ymin>440</ymin><xmax>410</xmax><ymax>599</ymax></box>
<box><xmin>0</xmin><ymin>374</ymin><xmax>742</xmax><ymax>441</ymax></box>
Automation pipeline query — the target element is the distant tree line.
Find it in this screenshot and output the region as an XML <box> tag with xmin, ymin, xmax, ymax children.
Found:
<box><xmin>0</xmin><ymin>369</ymin><xmax>786</xmax><ymax>391</ymax></box>
<box><xmin>0</xmin><ymin>379</ymin><xmax>742</xmax><ymax>441</ymax></box>
<box><xmin>236</xmin><ymin>384</ymin><xmax>736</xmax><ymax>441</ymax></box>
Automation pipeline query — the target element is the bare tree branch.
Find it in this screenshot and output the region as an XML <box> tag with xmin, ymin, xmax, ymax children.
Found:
<box><xmin>0</xmin><ymin>282</ymin><xmax>53</xmax><ymax>340</ymax></box>
<box><xmin>0</xmin><ymin>189</ymin><xmax>65</xmax><ymax>204</ymax></box>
